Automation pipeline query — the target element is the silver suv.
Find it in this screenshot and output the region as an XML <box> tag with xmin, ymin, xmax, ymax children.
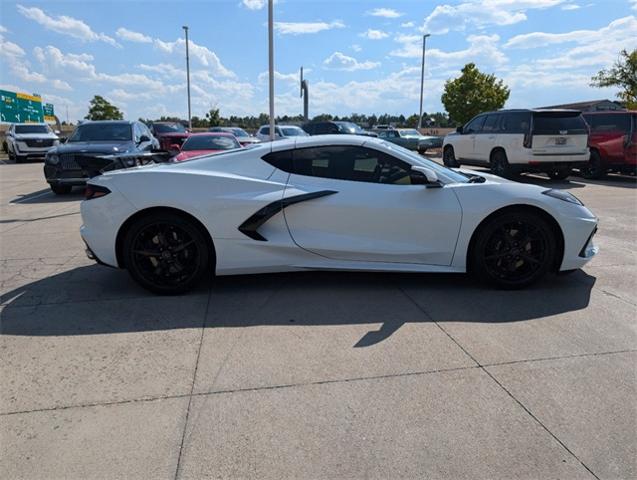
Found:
<box><xmin>5</xmin><ymin>123</ymin><xmax>60</xmax><ymax>163</ymax></box>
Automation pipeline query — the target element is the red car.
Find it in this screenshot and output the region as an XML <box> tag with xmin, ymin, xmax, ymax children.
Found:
<box><xmin>172</xmin><ymin>132</ymin><xmax>242</xmax><ymax>162</ymax></box>
<box><xmin>581</xmin><ymin>110</ymin><xmax>637</xmax><ymax>178</ymax></box>
<box><xmin>150</xmin><ymin>122</ymin><xmax>190</xmax><ymax>151</ymax></box>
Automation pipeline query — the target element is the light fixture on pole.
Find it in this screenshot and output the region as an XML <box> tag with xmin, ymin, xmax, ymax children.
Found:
<box><xmin>268</xmin><ymin>0</ymin><xmax>275</xmax><ymax>141</ymax></box>
<box><xmin>183</xmin><ymin>25</ymin><xmax>192</xmax><ymax>130</ymax></box>
<box><xmin>417</xmin><ymin>33</ymin><xmax>431</xmax><ymax>131</ymax></box>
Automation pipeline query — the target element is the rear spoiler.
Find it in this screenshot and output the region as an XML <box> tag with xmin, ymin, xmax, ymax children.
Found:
<box><xmin>75</xmin><ymin>150</ymin><xmax>174</xmax><ymax>178</ymax></box>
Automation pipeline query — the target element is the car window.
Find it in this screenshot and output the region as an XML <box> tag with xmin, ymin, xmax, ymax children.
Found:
<box><xmin>152</xmin><ymin>123</ymin><xmax>186</xmax><ymax>133</ymax></box>
<box><xmin>262</xmin><ymin>149</ymin><xmax>293</xmax><ymax>172</ymax></box>
<box><xmin>68</xmin><ymin>123</ymin><xmax>133</xmax><ymax>142</ymax></box>
<box><xmin>133</xmin><ymin>123</ymin><xmax>142</xmax><ymax>143</ymax></box>
<box><xmin>260</xmin><ymin>126</ymin><xmax>269</xmax><ymax>135</ymax></box>
<box><xmin>292</xmin><ymin>146</ymin><xmax>414</xmax><ymax>184</ymax></box>
<box><xmin>586</xmin><ymin>114</ymin><xmax>631</xmax><ymax>133</ymax></box>
<box><xmin>532</xmin><ymin>113</ymin><xmax>587</xmax><ymax>135</ymax></box>
<box><xmin>377</xmin><ymin>131</ymin><xmax>388</xmax><ymax>138</ymax></box>
<box><xmin>281</xmin><ymin>126</ymin><xmax>307</xmax><ymax>136</ymax></box>
<box><xmin>464</xmin><ymin>116</ymin><xmax>486</xmax><ymax>134</ymax></box>
<box><xmin>500</xmin><ymin>112</ymin><xmax>531</xmax><ymax>134</ymax></box>
<box><xmin>182</xmin><ymin>135</ymin><xmax>240</xmax><ymax>151</ymax></box>
<box><xmin>482</xmin><ymin>115</ymin><xmax>500</xmax><ymax>133</ymax></box>
<box><xmin>15</xmin><ymin>125</ymin><xmax>50</xmax><ymax>134</ymax></box>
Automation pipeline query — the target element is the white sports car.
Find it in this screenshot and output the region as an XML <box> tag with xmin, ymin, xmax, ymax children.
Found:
<box><xmin>80</xmin><ymin>135</ymin><xmax>598</xmax><ymax>294</ymax></box>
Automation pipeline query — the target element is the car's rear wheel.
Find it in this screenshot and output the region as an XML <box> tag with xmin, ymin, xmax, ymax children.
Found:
<box><xmin>547</xmin><ymin>167</ymin><xmax>571</xmax><ymax>180</ymax></box>
<box><xmin>51</xmin><ymin>184</ymin><xmax>72</xmax><ymax>194</ymax></box>
<box><xmin>443</xmin><ymin>146</ymin><xmax>459</xmax><ymax>167</ymax></box>
<box><xmin>471</xmin><ymin>211</ymin><xmax>556</xmax><ymax>289</ymax></box>
<box><xmin>123</xmin><ymin>212</ymin><xmax>210</xmax><ymax>295</ymax></box>
<box><xmin>490</xmin><ymin>150</ymin><xmax>513</xmax><ymax>178</ymax></box>
<box><xmin>581</xmin><ymin>150</ymin><xmax>606</xmax><ymax>179</ymax></box>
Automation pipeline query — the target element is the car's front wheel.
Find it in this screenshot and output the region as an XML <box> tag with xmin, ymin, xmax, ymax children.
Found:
<box><xmin>490</xmin><ymin>150</ymin><xmax>513</xmax><ymax>179</ymax></box>
<box><xmin>581</xmin><ymin>150</ymin><xmax>606</xmax><ymax>179</ymax></box>
<box><xmin>547</xmin><ymin>167</ymin><xmax>571</xmax><ymax>180</ymax></box>
<box><xmin>123</xmin><ymin>212</ymin><xmax>210</xmax><ymax>295</ymax></box>
<box><xmin>443</xmin><ymin>146</ymin><xmax>459</xmax><ymax>167</ymax></box>
<box><xmin>471</xmin><ymin>211</ymin><xmax>556</xmax><ymax>289</ymax></box>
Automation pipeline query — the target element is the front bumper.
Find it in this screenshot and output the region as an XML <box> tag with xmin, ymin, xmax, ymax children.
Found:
<box><xmin>560</xmin><ymin>216</ymin><xmax>598</xmax><ymax>271</ymax></box>
<box><xmin>44</xmin><ymin>165</ymin><xmax>88</xmax><ymax>186</ymax></box>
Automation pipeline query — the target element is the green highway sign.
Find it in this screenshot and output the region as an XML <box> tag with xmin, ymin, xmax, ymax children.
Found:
<box><xmin>0</xmin><ymin>89</ymin><xmax>47</xmax><ymax>123</ymax></box>
<box><xmin>43</xmin><ymin>103</ymin><xmax>55</xmax><ymax>122</ymax></box>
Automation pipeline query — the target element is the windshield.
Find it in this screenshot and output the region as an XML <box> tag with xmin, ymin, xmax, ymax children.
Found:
<box><xmin>399</xmin><ymin>129</ymin><xmax>422</xmax><ymax>138</ymax></box>
<box><xmin>281</xmin><ymin>127</ymin><xmax>308</xmax><ymax>136</ymax></box>
<box><xmin>68</xmin><ymin>123</ymin><xmax>132</xmax><ymax>142</ymax></box>
<box><xmin>379</xmin><ymin>141</ymin><xmax>470</xmax><ymax>183</ymax></box>
<box><xmin>15</xmin><ymin>125</ymin><xmax>50</xmax><ymax>134</ymax></box>
<box><xmin>153</xmin><ymin>123</ymin><xmax>186</xmax><ymax>133</ymax></box>
<box><xmin>337</xmin><ymin>122</ymin><xmax>364</xmax><ymax>134</ymax></box>
<box><xmin>532</xmin><ymin>113</ymin><xmax>587</xmax><ymax>135</ymax></box>
<box><xmin>230</xmin><ymin>128</ymin><xmax>249</xmax><ymax>137</ymax></box>
<box><xmin>182</xmin><ymin>135</ymin><xmax>241</xmax><ymax>151</ymax></box>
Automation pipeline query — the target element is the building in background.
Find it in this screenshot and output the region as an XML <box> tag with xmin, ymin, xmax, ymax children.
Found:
<box><xmin>539</xmin><ymin>99</ymin><xmax>625</xmax><ymax>112</ymax></box>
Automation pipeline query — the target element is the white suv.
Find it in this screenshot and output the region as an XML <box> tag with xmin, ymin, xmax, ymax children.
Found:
<box><xmin>5</xmin><ymin>123</ymin><xmax>60</xmax><ymax>163</ymax></box>
<box><xmin>443</xmin><ymin>109</ymin><xmax>590</xmax><ymax>179</ymax></box>
<box><xmin>255</xmin><ymin>125</ymin><xmax>308</xmax><ymax>142</ymax></box>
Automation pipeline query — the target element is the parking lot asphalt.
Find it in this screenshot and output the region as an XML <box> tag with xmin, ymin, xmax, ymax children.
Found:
<box><xmin>1</xmin><ymin>155</ymin><xmax>636</xmax><ymax>479</ymax></box>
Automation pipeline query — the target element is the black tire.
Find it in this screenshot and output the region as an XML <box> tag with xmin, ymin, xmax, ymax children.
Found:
<box><xmin>471</xmin><ymin>211</ymin><xmax>556</xmax><ymax>289</ymax></box>
<box><xmin>51</xmin><ymin>184</ymin><xmax>72</xmax><ymax>194</ymax></box>
<box><xmin>443</xmin><ymin>146</ymin><xmax>459</xmax><ymax>167</ymax></box>
<box><xmin>2</xmin><ymin>141</ymin><xmax>7</xmax><ymax>154</ymax></box>
<box><xmin>490</xmin><ymin>150</ymin><xmax>513</xmax><ymax>179</ymax></box>
<box><xmin>547</xmin><ymin>167</ymin><xmax>571</xmax><ymax>180</ymax></box>
<box><xmin>581</xmin><ymin>150</ymin><xmax>606</xmax><ymax>179</ymax></box>
<box><xmin>123</xmin><ymin>212</ymin><xmax>211</xmax><ymax>295</ymax></box>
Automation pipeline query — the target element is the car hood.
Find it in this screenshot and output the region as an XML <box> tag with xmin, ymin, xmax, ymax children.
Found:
<box><xmin>456</xmin><ymin>168</ymin><xmax>516</xmax><ymax>184</ymax></box>
<box><xmin>14</xmin><ymin>133</ymin><xmax>59</xmax><ymax>140</ymax></box>
<box><xmin>51</xmin><ymin>141</ymin><xmax>135</xmax><ymax>155</ymax></box>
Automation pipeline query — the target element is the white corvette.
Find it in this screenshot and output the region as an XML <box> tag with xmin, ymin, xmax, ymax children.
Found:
<box><xmin>80</xmin><ymin>135</ymin><xmax>598</xmax><ymax>294</ymax></box>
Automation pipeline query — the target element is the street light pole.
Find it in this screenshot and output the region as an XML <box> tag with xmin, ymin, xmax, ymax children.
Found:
<box><xmin>417</xmin><ymin>33</ymin><xmax>431</xmax><ymax>131</ymax></box>
<box><xmin>183</xmin><ymin>25</ymin><xmax>192</xmax><ymax>130</ymax></box>
<box><xmin>268</xmin><ymin>0</ymin><xmax>275</xmax><ymax>141</ymax></box>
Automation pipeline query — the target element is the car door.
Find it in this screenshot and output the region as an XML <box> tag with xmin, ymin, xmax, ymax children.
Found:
<box><xmin>283</xmin><ymin>145</ymin><xmax>463</xmax><ymax>265</ymax></box>
<box><xmin>454</xmin><ymin>115</ymin><xmax>485</xmax><ymax>160</ymax></box>
<box><xmin>473</xmin><ymin>114</ymin><xmax>500</xmax><ymax>163</ymax></box>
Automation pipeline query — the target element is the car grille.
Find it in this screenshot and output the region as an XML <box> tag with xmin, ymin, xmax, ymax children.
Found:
<box><xmin>60</xmin><ymin>154</ymin><xmax>81</xmax><ymax>170</ymax></box>
<box><xmin>24</xmin><ymin>139</ymin><xmax>54</xmax><ymax>148</ymax></box>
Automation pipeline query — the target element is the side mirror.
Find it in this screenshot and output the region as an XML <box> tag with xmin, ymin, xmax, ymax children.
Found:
<box><xmin>169</xmin><ymin>144</ymin><xmax>181</xmax><ymax>151</ymax></box>
<box><xmin>411</xmin><ymin>165</ymin><xmax>441</xmax><ymax>187</ymax></box>
<box><xmin>139</xmin><ymin>135</ymin><xmax>151</xmax><ymax>143</ymax></box>
<box><xmin>456</xmin><ymin>126</ymin><xmax>463</xmax><ymax>134</ymax></box>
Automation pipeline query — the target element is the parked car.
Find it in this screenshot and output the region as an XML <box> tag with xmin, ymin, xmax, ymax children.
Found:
<box><xmin>302</xmin><ymin>121</ymin><xmax>377</xmax><ymax>137</ymax></box>
<box><xmin>173</xmin><ymin>132</ymin><xmax>242</xmax><ymax>162</ymax></box>
<box><xmin>44</xmin><ymin>120</ymin><xmax>158</xmax><ymax>194</ymax></box>
<box><xmin>208</xmin><ymin>127</ymin><xmax>260</xmax><ymax>146</ymax></box>
<box><xmin>81</xmin><ymin>134</ymin><xmax>598</xmax><ymax>294</ymax></box>
<box><xmin>375</xmin><ymin>128</ymin><xmax>442</xmax><ymax>153</ymax></box>
<box><xmin>5</xmin><ymin>123</ymin><xmax>60</xmax><ymax>163</ymax></box>
<box><xmin>580</xmin><ymin>110</ymin><xmax>636</xmax><ymax>178</ymax></box>
<box><xmin>255</xmin><ymin>125</ymin><xmax>309</xmax><ymax>142</ymax></box>
<box><xmin>443</xmin><ymin>109</ymin><xmax>590</xmax><ymax>180</ymax></box>
<box><xmin>149</xmin><ymin>122</ymin><xmax>190</xmax><ymax>151</ymax></box>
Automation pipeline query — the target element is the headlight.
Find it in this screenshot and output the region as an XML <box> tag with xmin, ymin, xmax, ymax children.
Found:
<box><xmin>47</xmin><ymin>154</ymin><xmax>59</xmax><ymax>165</ymax></box>
<box><xmin>542</xmin><ymin>189</ymin><xmax>583</xmax><ymax>206</ymax></box>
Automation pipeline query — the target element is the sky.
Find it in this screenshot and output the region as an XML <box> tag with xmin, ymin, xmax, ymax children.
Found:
<box><xmin>0</xmin><ymin>0</ymin><xmax>636</xmax><ymax>123</ymax></box>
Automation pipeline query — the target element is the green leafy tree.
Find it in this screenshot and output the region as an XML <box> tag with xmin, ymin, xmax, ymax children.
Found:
<box><xmin>205</xmin><ymin>108</ymin><xmax>221</xmax><ymax>127</ymax></box>
<box><xmin>591</xmin><ymin>49</ymin><xmax>637</xmax><ymax>109</ymax></box>
<box><xmin>441</xmin><ymin>63</ymin><xmax>510</xmax><ymax>125</ymax></box>
<box><xmin>85</xmin><ymin>95</ymin><xmax>123</xmax><ymax>120</ymax></box>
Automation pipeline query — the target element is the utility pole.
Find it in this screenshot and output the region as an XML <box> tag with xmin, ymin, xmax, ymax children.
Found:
<box><xmin>300</xmin><ymin>67</ymin><xmax>309</xmax><ymax>122</ymax></box>
<box><xmin>183</xmin><ymin>25</ymin><xmax>192</xmax><ymax>130</ymax></box>
<box><xmin>268</xmin><ymin>0</ymin><xmax>275</xmax><ymax>140</ymax></box>
<box><xmin>418</xmin><ymin>33</ymin><xmax>431</xmax><ymax>131</ymax></box>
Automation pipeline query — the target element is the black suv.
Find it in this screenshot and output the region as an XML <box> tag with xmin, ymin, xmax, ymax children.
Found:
<box><xmin>302</xmin><ymin>121</ymin><xmax>377</xmax><ymax>137</ymax></box>
<box><xmin>44</xmin><ymin>120</ymin><xmax>159</xmax><ymax>194</ymax></box>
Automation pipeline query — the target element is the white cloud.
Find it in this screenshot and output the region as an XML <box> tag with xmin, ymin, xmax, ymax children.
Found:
<box><xmin>274</xmin><ymin>20</ymin><xmax>345</xmax><ymax>35</ymax></box>
<box><xmin>561</xmin><ymin>4</ymin><xmax>581</xmax><ymax>10</ymax></box>
<box><xmin>422</xmin><ymin>0</ymin><xmax>567</xmax><ymax>34</ymax></box>
<box><xmin>351</xmin><ymin>44</ymin><xmax>362</xmax><ymax>52</ymax></box>
<box><xmin>154</xmin><ymin>38</ymin><xmax>235</xmax><ymax>77</ymax></box>
<box><xmin>631</xmin><ymin>0</ymin><xmax>637</xmax><ymax>11</ymax></box>
<box><xmin>323</xmin><ymin>52</ymin><xmax>380</xmax><ymax>71</ymax></box>
<box><xmin>401</xmin><ymin>21</ymin><xmax>415</xmax><ymax>28</ymax></box>
<box><xmin>367</xmin><ymin>8</ymin><xmax>403</xmax><ymax>18</ymax></box>
<box><xmin>0</xmin><ymin>25</ymin><xmax>7</xmax><ymax>33</ymax></box>
<box><xmin>505</xmin><ymin>15</ymin><xmax>637</xmax><ymax>49</ymax></box>
<box><xmin>257</xmin><ymin>70</ymin><xmax>301</xmax><ymax>85</ymax></box>
<box><xmin>16</xmin><ymin>4</ymin><xmax>120</xmax><ymax>46</ymax></box>
<box><xmin>360</xmin><ymin>29</ymin><xmax>389</xmax><ymax>40</ymax></box>
<box><xmin>241</xmin><ymin>0</ymin><xmax>267</xmax><ymax>10</ymax></box>
<box><xmin>116</xmin><ymin>27</ymin><xmax>152</xmax><ymax>43</ymax></box>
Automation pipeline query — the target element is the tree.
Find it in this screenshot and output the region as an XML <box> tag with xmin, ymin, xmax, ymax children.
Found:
<box><xmin>591</xmin><ymin>49</ymin><xmax>637</xmax><ymax>109</ymax></box>
<box><xmin>441</xmin><ymin>63</ymin><xmax>510</xmax><ymax>125</ymax></box>
<box><xmin>205</xmin><ymin>107</ymin><xmax>221</xmax><ymax>127</ymax></box>
<box><xmin>85</xmin><ymin>95</ymin><xmax>123</xmax><ymax>120</ymax></box>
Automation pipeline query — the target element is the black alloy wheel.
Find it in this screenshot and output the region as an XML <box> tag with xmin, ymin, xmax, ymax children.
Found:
<box><xmin>443</xmin><ymin>146</ymin><xmax>459</xmax><ymax>167</ymax></box>
<box><xmin>581</xmin><ymin>150</ymin><xmax>606</xmax><ymax>179</ymax></box>
<box><xmin>472</xmin><ymin>211</ymin><xmax>556</xmax><ymax>289</ymax></box>
<box><xmin>123</xmin><ymin>212</ymin><xmax>210</xmax><ymax>295</ymax></box>
<box><xmin>490</xmin><ymin>150</ymin><xmax>512</xmax><ymax>179</ymax></box>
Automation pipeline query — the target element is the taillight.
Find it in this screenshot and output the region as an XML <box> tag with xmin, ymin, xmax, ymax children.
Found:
<box><xmin>85</xmin><ymin>184</ymin><xmax>111</xmax><ymax>200</ymax></box>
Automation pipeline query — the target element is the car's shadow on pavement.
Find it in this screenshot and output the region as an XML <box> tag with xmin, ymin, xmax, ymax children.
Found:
<box><xmin>1</xmin><ymin>265</ymin><xmax>596</xmax><ymax>345</ymax></box>
<box><xmin>10</xmin><ymin>188</ymin><xmax>84</xmax><ymax>204</ymax></box>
